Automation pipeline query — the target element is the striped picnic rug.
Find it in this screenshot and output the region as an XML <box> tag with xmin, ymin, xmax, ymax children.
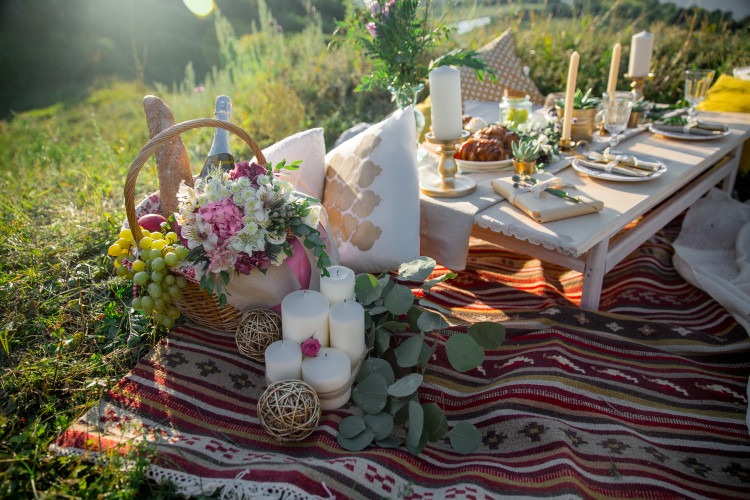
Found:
<box><xmin>51</xmin><ymin>221</ymin><xmax>750</xmax><ymax>498</ymax></box>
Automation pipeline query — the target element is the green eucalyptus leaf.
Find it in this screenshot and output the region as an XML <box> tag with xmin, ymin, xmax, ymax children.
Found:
<box><xmin>388</xmin><ymin>373</ymin><xmax>423</xmax><ymax>398</ymax></box>
<box><xmin>375</xmin><ymin>328</ymin><xmax>391</xmax><ymax>355</ymax></box>
<box><xmin>406</xmin><ymin>306</ymin><xmax>422</xmax><ymax>331</ymax></box>
<box><xmin>467</xmin><ymin>322</ymin><xmax>506</xmax><ymax>350</ymax></box>
<box><xmin>356</xmin><ymin>357</ymin><xmax>395</xmax><ymax>385</ymax></box>
<box><xmin>375</xmin><ymin>436</ymin><xmax>403</xmax><ymax>448</ymax></box>
<box><xmin>339</xmin><ymin>416</ymin><xmax>366</xmax><ymax>439</ymax></box>
<box><xmin>407</xmin><ymin>400</ymin><xmax>424</xmax><ymax>448</ymax></box>
<box><xmin>422</xmin><ymin>272</ymin><xmax>457</xmax><ymax>290</ymax></box>
<box><xmin>355</xmin><ymin>274</ymin><xmax>382</xmax><ymax>305</ymax></box>
<box><xmin>446</xmin><ymin>334</ymin><xmax>485</xmax><ymax>372</ymax></box>
<box><xmin>394</xmin><ymin>335</ymin><xmax>424</xmax><ymax>368</ymax></box>
<box><xmin>352</xmin><ymin>373</ymin><xmax>388</xmax><ymax>414</ymax></box>
<box><xmin>337</xmin><ymin>429</ymin><xmax>376</xmax><ymax>452</ymax></box>
<box><xmin>398</xmin><ymin>256</ymin><xmax>436</xmax><ymax>282</ymax></box>
<box><xmin>363</xmin><ymin>412</ymin><xmax>395</xmax><ymax>441</ymax></box>
<box><xmin>384</xmin><ymin>283</ymin><xmax>414</xmax><ymax>315</ymax></box>
<box><xmin>389</xmin><ymin>397</ymin><xmax>408</xmax><ymax>417</ymax></box>
<box><xmin>416</xmin><ymin>309</ymin><xmax>449</xmax><ymax>333</ymax></box>
<box><xmin>449</xmin><ymin>421</ymin><xmax>482</xmax><ymax>455</ymax></box>
<box><xmin>422</xmin><ymin>403</ymin><xmax>448</xmax><ymax>442</ymax></box>
<box><xmin>417</xmin><ymin>340</ymin><xmax>436</xmax><ymax>369</ymax></box>
<box><xmin>382</xmin><ymin>320</ymin><xmax>408</xmax><ymax>332</ymax></box>
<box><xmin>368</xmin><ymin>305</ymin><xmax>388</xmax><ymax>315</ymax></box>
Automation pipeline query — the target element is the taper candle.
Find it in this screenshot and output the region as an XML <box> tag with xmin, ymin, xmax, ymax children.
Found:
<box><xmin>628</xmin><ymin>31</ymin><xmax>654</xmax><ymax>78</ymax></box>
<box><xmin>561</xmin><ymin>51</ymin><xmax>580</xmax><ymax>143</ymax></box>
<box><xmin>429</xmin><ymin>66</ymin><xmax>464</xmax><ymax>140</ymax></box>
<box><xmin>607</xmin><ymin>43</ymin><xmax>622</xmax><ymax>94</ymax></box>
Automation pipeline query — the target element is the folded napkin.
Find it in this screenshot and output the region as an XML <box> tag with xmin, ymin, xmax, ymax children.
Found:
<box><xmin>652</xmin><ymin>120</ymin><xmax>728</xmax><ymax>136</ymax></box>
<box><xmin>576</xmin><ymin>158</ymin><xmax>654</xmax><ymax>178</ymax></box>
<box><xmin>585</xmin><ymin>148</ymin><xmax>662</xmax><ymax>172</ymax></box>
<box><xmin>491</xmin><ymin>172</ymin><xmax>603</xmax><ymax>223</ymax></box>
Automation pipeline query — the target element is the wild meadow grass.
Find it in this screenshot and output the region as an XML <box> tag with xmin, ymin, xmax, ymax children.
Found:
<box><xmin>0</xmin><ymin>4</ymin><xmax>748</xmax><ymax>497</ymax></box>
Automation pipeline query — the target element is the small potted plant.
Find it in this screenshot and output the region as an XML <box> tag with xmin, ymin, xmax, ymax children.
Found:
<box><xmin>555</xmin><ymin>88</ymin><xmax>601</xmax><ymax>142</ymax></box>
<box><xmin>511</xmin><ymin>137</ymin><xmax>542</xmax><ymax>176</ymax></box>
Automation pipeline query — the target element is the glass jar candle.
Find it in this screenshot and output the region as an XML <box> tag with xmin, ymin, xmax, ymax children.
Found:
<box><xmin>499</xmin><ymin>95</ymin><xmax>532</xmax><ymax>128</ymax></box>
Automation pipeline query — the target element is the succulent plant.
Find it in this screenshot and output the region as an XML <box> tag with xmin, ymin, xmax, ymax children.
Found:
<box><xmin>556</xmin><ymin>88</ymin><xmax>601</xmax><ymax>110</ymax></box>
<box><xmin>512</xmin><ymin>137</ymin><xmax>542</xmax><ymax>162</ymax></box>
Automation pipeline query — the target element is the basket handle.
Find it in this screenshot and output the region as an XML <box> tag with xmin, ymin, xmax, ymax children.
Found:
<box><xmin>124</xmin><ymin>118</ymin><xmax>267</xmax><ymax>243</ymax></box>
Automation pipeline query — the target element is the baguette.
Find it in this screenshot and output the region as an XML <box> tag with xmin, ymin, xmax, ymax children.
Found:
<box><xmin>142</xmin><ymin>95</ymin><xmax>194</xmax><ymax>217</ymax></box>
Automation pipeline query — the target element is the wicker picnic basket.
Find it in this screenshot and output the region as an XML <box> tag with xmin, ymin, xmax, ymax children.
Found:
<box><xmin>124</xmin><ymin>118</ymin><xmax>267</xmax><ymax>333</ymax></box>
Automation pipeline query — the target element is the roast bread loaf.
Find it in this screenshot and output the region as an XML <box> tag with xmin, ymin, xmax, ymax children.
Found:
<box><xmin>455</xmin><ymin>124</ymin><xmax>519</xmax><ymax>162</ymax></box>
<box><xmin>142</xmin><ymin>95</ymin><xmax>194</xmax><ymax>217</ymax></box>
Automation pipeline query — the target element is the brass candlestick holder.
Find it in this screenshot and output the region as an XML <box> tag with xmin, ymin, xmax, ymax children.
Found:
<box><xmin>558</xmin><ymin>138</ymin><xmax>577</xmax><ymax>152</ymax></box>
<box><xmin>420</xmin><ymin>130</ymin><xmax>476</xmax><ymax>198</ymax></box>
<box><xmin>625</xmin><ymin>72</ymin><xmax>654</xmax><ymax>100</ymax></box>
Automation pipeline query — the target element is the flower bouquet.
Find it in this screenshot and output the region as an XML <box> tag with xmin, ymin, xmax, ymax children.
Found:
<box><xmin>118</xmin><ymin>118</ymin><xmax>333</xmax><ymax>333</ymax></box>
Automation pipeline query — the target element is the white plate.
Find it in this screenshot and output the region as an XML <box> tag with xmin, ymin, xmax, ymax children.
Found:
<box><xmin>648</xmin><ymin>125</ymin><xmax>730</xmax><ymax>141</ymax></box>
<box><xmin>456</xmin><ymin>158</ymin><xmax>513</xmax><ymax>173</ymax></box>
<box><xmin>571</xmin><ymin>158</ymin><xmax>667</xmax><ymax>182</ymax></box>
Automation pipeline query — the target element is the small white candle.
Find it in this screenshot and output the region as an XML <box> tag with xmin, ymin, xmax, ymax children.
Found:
<box><xmin>264</xmin><ymin>340</ymin><xmax>302</xmax><ymax>384</ymax></box>
<box><xmin>281</xmin><ymin>289</ymin><xmax>330</xmax><ymax>347</ymax></box>
<box><xmin>561</xmin><ymin>51</ymin><xmax>580</xmax><ymax>143</ymax></box>
<box><xmin>329</xmin><ymin>299</ymin><xmax>366</xmax><ymax>369</ymax></box>
<box><xmin>607</xmin><ymin>43</ymin><xmax>622</xmax><ymax>94</ymax></box>
<box><xmin>628</xmin><ymin>31</ymin><xmax>654</xmax><ymax>78</ymax></box>
<box><xmin>302</xmin><ymin>347</ymin><xmax>352</xmax><ymax>410</ymax></box>
<box><xmin>320</xmin><ymin>266</ymin><xmax>355</xmax><ymax>305</ymax></box>
<box><xmin>429</xmin><ymin>66</ymin><xmax>464</xmax><ymax>140</ymax></box>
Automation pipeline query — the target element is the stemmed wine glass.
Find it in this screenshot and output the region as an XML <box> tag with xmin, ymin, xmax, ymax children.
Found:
<box><xmin>684</xmin><ymin>69</ymin><xmax>715</xmax><ymax>122</ymax></box>
<box><xmin>602</xmin><ymin>91</ymin><xmax>634</xmax><ymax>150</ymax></box>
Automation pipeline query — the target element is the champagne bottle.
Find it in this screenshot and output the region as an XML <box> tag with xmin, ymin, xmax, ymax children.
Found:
<box><xmin>199</xmin><ymin>95</ymin><xmax>235</xmax><ymax>177</ymax></box>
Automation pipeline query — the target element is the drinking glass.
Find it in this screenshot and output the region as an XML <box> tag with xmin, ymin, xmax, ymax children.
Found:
<box><xmin>602</xmin><ymin>91</ymin><xmax>634</xmax><ymax>149</ymax></box>
<box><xmin>684</xmin><ymin>69</ymin><xmax>715</xmax><ymax>122</ymax></box>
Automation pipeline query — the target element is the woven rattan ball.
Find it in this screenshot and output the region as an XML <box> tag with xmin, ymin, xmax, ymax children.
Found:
<box><xmin>235</xmin><ymin>309</ymin><xmax>282</xmax><ymax>361</ymax></box>
<box><xmin>258</xmin><ymin>380</ymin><xmax>321</xmax><ymax>441</ymax></box>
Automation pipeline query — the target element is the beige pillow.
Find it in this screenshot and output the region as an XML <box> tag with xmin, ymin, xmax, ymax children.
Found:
<box><xmin>460</xmin><ymin>29</ymin><xmax>545</xmax><ymax>105</ymax></box>
<box><xmin>322</xmin><ymin>108</ymin><xmax>420</xmax><ymax>273</ymax></box>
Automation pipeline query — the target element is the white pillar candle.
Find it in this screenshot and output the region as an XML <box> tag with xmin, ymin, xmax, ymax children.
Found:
<box><xmin>561</xmin><ymin>51</ymin><xmax>580</xmax><ymax>143</ymax></box>
<box><xmin>429</xmin><ymin>66</ymin><xmax>464</xmax><ymax>140</ymax></box>
<box><xmin>320</xmin><ymin>266</ymin><xmax>355</xmax><ymax>305</ymax></box>
<box><xmin>302</xmin><ymin>347</ymin><xmax>352</xmax><ymax>410</ymax></box>
<box><xmin>607</xmin><ymin>43</ymin><xmax>622</xmax><ymax>94</ymax></box>
<box><xmin>264</xmin><ymin>340</ymin><xmax>302</xmax><ymax>384</ymax></box>
<box><xmin>281</xmin><ymin>289</ymin><xmax>330</xmax><ymax>347</ymax></box>
<box><xmin>329</xmin><ymin>299</ymin><xmax>366</xmax><ymax>369</ymax></box>
<box><xmin>628</xmin><ymin>31</ymin><xmax>654</xmax><ymax>78</ymax></box>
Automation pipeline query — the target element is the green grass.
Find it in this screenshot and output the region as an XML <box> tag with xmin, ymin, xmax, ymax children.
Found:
<box><xmin>1</xmin><ymin>3</ymin><xmax>748</xmax><ymax>497</ymax></box>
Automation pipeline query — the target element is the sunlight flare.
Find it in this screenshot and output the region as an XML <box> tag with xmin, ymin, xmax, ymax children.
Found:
<box><xmin>183</xmin><ymin>0</ymin><xmax>215</xmax><ymax>18</ymax></box>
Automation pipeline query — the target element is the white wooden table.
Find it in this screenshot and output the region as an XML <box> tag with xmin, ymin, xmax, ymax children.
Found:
<box><xmin>467</xmin><ymin>111</ymin><xmax>750</xmax><ymax>310</ymax></box>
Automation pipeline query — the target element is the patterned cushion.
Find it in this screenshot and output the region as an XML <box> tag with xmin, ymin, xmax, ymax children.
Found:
<box><xmin>322</xmin><ymin>108</ymin><xmax>420</xmax><ymax>273</ymax></box>
<box><xmin>460</xmin><ymin>29</ymin><xmax>545</xmax><ymax>105</ymax></box>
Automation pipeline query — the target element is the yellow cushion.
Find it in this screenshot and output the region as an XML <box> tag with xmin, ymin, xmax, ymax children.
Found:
<box><xmin>697</xmin><ymin>74</ymin><xmax>750</xmax><ymax>174</ymax></box>
<box><xmin>459</xmin><ymin>29</ymin><xmax>545</xmax><ymax>105</ymax></box>
<box><xmin>697</xmin><ymin>74</ymin><xmax>750</xmax><ymax>113</ymax></box>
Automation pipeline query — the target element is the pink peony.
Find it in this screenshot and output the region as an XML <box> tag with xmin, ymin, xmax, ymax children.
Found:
<box><xmin>198</xmin><ymin>198</ymin><xmax>243</xmax><ymax>244</ymax></box>
<box><xmin>301</xmin><ymin>337</ymin><xmax>321</xmax><ymax>357</ymax></box>
<box><xmin>230</xmin><ymin>161</ymin><xmax>268</xmax><ymax>186</ymax></box>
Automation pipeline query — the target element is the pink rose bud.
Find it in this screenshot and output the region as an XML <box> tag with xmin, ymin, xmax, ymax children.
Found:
<box><xmin>301</xmin><ymin>337</ymin><xmax>321</xmax><ymax>357</ymax></box>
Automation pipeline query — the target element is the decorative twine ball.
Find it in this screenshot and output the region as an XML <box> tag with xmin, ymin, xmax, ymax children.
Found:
<box><xmin>235</xmin><ymin>309</ymin><xmax>282</xmax><ymax>362</ymax></box>
<box><xmin>258</xmin><ymin>380</ymin><xmax>321</xmax><ymax>442</ymax></box>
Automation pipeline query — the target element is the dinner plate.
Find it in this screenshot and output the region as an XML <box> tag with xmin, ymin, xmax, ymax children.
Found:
<box><xmin>456</xmin><ymin>158</ymin><xmax>513</xmax><ymax>173</ymax></box>
<box><xmin>571</xmin><ymin>158</ymin><xmax>667</xmax><ymax>182</ymax></box>
<box><xmin>648</xmin><ymin>125</ymin><xmax>730</xmax><ymax>141</ymax></box>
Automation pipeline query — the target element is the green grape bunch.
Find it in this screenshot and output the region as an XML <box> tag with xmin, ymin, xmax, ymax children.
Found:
<box><xmin>108</xmin><ymin>226</ymin><xmax>190</xmax><ymax>329</ymax></box>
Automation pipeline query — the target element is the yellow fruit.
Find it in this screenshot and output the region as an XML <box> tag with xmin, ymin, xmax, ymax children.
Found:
<box><xmin>108</xmin><ymin>243</ymin><xmax>122</xmax><ymax>257</ymax></box>
<box><xmin>139</xmin><ymin>236</ymin><xmax>153</xmax><ymax>249</ymax></box>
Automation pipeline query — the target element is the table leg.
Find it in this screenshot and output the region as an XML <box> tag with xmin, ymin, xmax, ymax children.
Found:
<box><xmin>720</xmin><ymin>144</ymin><xmax>742</xmax><ymax>193</ymax></box>
<box><xmin>581</xmin><ymin>239</ymin><xmax>609</xmax><ymax>310</ymax></box>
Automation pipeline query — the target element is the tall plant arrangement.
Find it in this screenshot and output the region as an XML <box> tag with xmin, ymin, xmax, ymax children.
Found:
<box><xmin>333</xmin><ymin>0</ymin><xmax>491</xmax><ymax>100</ymax></box>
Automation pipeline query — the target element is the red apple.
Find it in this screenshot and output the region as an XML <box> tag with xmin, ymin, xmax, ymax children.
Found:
<box><xmin>138</xmin><ymin>213</ymin><xmax>168</xmax><ymax>233</ymax></box>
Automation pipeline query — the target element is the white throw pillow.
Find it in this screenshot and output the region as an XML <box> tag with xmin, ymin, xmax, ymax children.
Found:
<box><xmin>322</xmin><ymin>107</ymin><xmax>420</xmax><ymax>273</ymax></box>
<box><xmin>257</xmin><ymin>127</ymin><xmax>326</xmax><ymax>200</ymax></box>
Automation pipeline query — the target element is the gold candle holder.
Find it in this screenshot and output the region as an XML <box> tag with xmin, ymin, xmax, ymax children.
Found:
<box><xmin>625</xmin><ymin>72</ymin><xmax>654</xmax><ymax>100</ymax></box>
<box><xmin>558</xmin><ymin>138</ymin><xmax>577</xmax><ymax>152</ymax></box>
<box><xmin>420</xmin><ymin>131</ymin><xmax>476</xmax><ymax>198</ymax></box>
